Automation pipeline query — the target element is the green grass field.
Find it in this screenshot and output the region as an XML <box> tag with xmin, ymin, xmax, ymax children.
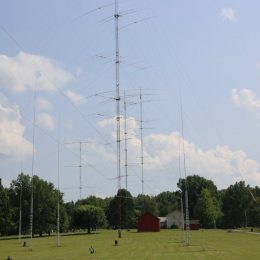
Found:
<box><xmin>1</xmin><ymin>229</ymin><xmax>260</xmax><ymax>259</ymax></box>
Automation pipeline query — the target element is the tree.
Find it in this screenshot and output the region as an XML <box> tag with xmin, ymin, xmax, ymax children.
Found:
<box><xmin>221</xmin><ymin>181</ymin><xmax>252</xmax><ymax>228</ymax></box>
<box><xmin>33</xmin><ymin>176</ymin><xmax>57</xmax><ymax>235</ymax></box>
<box><xmin>177</xmin><ymin>175</ymin><xmax>218</xmax><ymax>218</ymax></box>
<box><xmin>106</xmin><ymin>189</ymin><xmax>135</xmax><ymax>228</ymax></box>
<box><xmin>71</xmin><ymin>205</ymin><xmax>106</xmax><ymax>233</ymax></box>
<box><xmin>155</xmin><ymin>191</ymin><xmax>179</xmax><ymax>216</ymax></box>
<box><xmin>64</xmin><ymin>201</ymin><xmax>75</xmax><ymax>229</ymax></box>
<box><xmin>8</xmin><ymin>173</ymin><xmax>31</xmax><ymax>235</ymax></box>
<box><xmin>134</xmin><ymin>194</ymin><xmax>158</xmax><ymax>216</ymax></box>
<box><xmin>247</xmin><ymin>197</ymin><xmax>260</xmax><ymax>227</ymax></box>
<box><xmin>9</xmin><ymin>173</ymin><xmax>67</xmax><ymax>236</ymax></box>
<box><xmin>76</xmin><ymin>195</ymin><xmax>111</xmax><ymax>212</ymax></box>
<box><xmin>245</xmin><ymin>187</ymin><xmax>260</xmax><ymax>227</ymax></box>
<box><xmin>194</xmin><ymin>188</ymin><xmax>222</xmax><ymax>227</ymax></box>
<box><xmin>0</xmin><ymin>181</ymin><xmax>13</xmax><ymax>235</ymax></box>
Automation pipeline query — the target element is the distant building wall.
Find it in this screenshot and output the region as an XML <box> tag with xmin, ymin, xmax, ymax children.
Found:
<box><xmin>185</xmin><ymin>220</ymin><xmax>200</xmax><ymax>230</ymax></box>
<box><xmin>166</xmin><ymin>210</ymin><xmax>182</xmax><ymax>228</ymax></box>
<box><xmin>159</xmin><ymin>217</ymin><xmax>167</xmax><ymax>228</ymax></box>
<box><xmin>138</xmin><ymin>213</ymin><xmax>160</xmax><ymax>232</ymax></box>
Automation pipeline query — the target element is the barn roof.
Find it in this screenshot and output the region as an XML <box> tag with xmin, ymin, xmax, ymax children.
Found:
<box><xmin>139</xmin><ymin>212</ymin><xmax>160</xmax><ymax>220</ymax></box>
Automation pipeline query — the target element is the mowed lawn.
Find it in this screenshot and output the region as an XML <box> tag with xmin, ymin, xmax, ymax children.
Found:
<box><xmin>1</xmin><ymin>229</ymin><xmax>260</xmax><ymax>259</ymax></box>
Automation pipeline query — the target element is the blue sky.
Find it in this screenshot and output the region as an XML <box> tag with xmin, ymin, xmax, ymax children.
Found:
<box><xmin>1</xmin><ymin>0</ymin><xmax>260</xmax><ymax>201</ymax></box>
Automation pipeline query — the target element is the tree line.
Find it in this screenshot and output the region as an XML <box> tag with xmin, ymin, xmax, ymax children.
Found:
<box><xmin>1</xmin><ymin>173</ymin><xmax>260</xmax><ymax>236</ymax></box>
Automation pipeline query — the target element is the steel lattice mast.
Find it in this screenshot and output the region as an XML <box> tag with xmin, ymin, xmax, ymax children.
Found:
<box><xmin>19</xmin><ymin>179</ymin><xmax>22</xmax><ymax>242</ymax></box>
<box><xmin>114</xmin><ymin>0</ymin><xmax>121</xmax><ymax>191</ymax></box>
<box><xmin>139</xmin><ymin>90</ymin><xmax>144</xmax><ymax>195</ymax></box>
<box><xmin>29</xmin><ymin>92</ymin><xmax>36</xmax><ymax>251</ymax></box>
<box><xmin>57</xmin><ymin>124</ymin><xmax>61</xmax><ymax>247</ymax></box>
<box><xmin>180</xmin><ymin>93</ymin><xmax>191</xmax><ymax>246</ymax></box>
<box><xmin>178</xmin><ymin>130</ymin><xmax>185</xmax><ymax>242</ymax></box>
<box><xmin>114</xmin><ymin>0</ymin><xmax>122</xmax><ymax>236</ymax></box>
<box><xmin>79</xmin><ymin>142</ymin><xmax>82</xmax><ymax>199</ymax></box>
<box><xmin>124</xmin><ymin>91</ymin><xmax>128</xmax><ymax>191</ymax></box>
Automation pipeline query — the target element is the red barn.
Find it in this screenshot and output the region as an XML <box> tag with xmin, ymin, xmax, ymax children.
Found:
<box><xmin>185</xmin><ymin>220</ymin><xmax>200</xmax><ymax>230</ymax></box>
<box><xmin>190</xmin><ymin>220</ymin><xmax>200</xmax><ymax>230</ymax></box>
<box><xmin>138</xmin><ymin>213</ymin><xmax>160</xmax><ymax>232</ymax></box>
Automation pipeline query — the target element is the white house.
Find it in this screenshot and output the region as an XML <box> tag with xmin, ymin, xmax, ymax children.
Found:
<box><xmin>166</xmin><ymin>210</ymin><xmax>183</xmax><ymax>228</ymax></box>
<box><xmin>158</xmin><ymin>217</ymin><xmax>167</xmax><ymax>228</ymax></box>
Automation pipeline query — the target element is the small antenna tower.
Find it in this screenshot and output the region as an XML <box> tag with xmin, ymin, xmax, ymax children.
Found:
<box><xmin>180</xmin><ymin>92</ymin><xmax>191</xmax><ymax>246</ymax></box>
<box><xmin>57</xmin><ymin>120</ymin><xmax>61</xmax><ymax>247</ymax></box>
<box><xmin>19</xmin><ymin>176</ymin><xmax>22</xmax><ymax>242</ymax></box>
<box><xmin>139</xmin><ymin>89</ymin><xmax>144</xmax><ymax>195</ymax></box>
<box><xmin>123</xmin><ymin>91</ymin><xmax>128</xmax><ymax>190</ymax></box>
<box><xmin>178</xmin><ymin>122</ymin><xmax>185</xmax><ymax>242</ymax></box>
<box><xmin>65</xmin><ymin>141</ymin><xmax>88</xmax><ymax>200</ymax></box>
<box><xmin>29</xmin><ymin>91</ymin><xmax>36</xmax><ymax>251</ymax></box>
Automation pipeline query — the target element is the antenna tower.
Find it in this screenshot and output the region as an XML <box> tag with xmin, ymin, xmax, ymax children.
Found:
<box><xmin>178</xmin><ymin>122</ymin><xmax>185</xmax><ymax>242</ymax></box>
<box><xmin>123</xmin><ymin>91</ymin><xmax>128</xmax><ymax>190</ymax></box>
<box><xmin>139</xmin><ymin>89</ymin><xmax>144</xmax><ymax>195</ymax></box>
<box><xmin>180</xmin><ymin>94</ymin><xmax>191</xmax><ymax>246</ymax></box>
<box><xmin>114</xmin><ymin>0</ymin><xmax>122</xmax><ymax>237</ymax></box>
<box><xmin>29</xmin><ymin>92</ymin><xmax>36</xmax><ymax>251</ymax></box>
<box><xmin>19</xmin><ymin>178</ymin><xmax>22</xmax><ymax>242</ymax></box>
<box><xmin>57</xmin><ymin>123</ymin><xmax>61</xmax><ymax>247</ymax></box>
<box><xmin>114</xmin><ymin>0</ymin><xmax>121</xmax><ymax>191</ymax></box>
<box><xmin>65</xmin><ymin>141</ymin><xmax>88</xmax><ymax>200</ymax></box>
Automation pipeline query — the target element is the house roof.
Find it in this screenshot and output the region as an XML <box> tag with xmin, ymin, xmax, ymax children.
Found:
<box><xmin>158</xmin><ymin>217</ymin><xmax>167</xmax><ymax>223</ymax></box>
<box><xmin>138</xmin><ymin>212</ymin><xmax>160</xmax><ymax>220</ymax></box>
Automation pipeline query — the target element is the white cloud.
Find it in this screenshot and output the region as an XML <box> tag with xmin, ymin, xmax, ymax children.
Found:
<box><xmin>99</xmin><ymin>116</ymin><xmax>138</xmax><ymax>136</ymax></box>
<box><xmin>36</xmin><ymin>112</ymin><xmax>55</xmax><ymax>130</ymax></box>
<box><xmin>36</xmin><ymin>97</ymin><xmax>53</xmax><ymax>111</ymax></box>
<box><xmin>220</xmin><ymin>8</ymin><xmax>237</xmax><ymax>22</ymax></box>
<box><xmin>231</xmin><ymin>88</ymin><xmax>260</xmax><ymax>114</ymax></box>
<box><xmin>0</xmin><ymin>94</ymin><xmax>32</xmax><ymax>160</ymax></box>
<box><xmin>0</xmin><ymin>51</ymin><xmax>73</xmax><ymax>93</ymax></box>
<box><xmin>143</xmin><ymin>132</ymin><xmax>260</xmax><ymax>187</ymax></box>
<box><xmin>1</xmin><ymin>178</ymin><xmax>11</xmax><ymax>188</ymax></box>
<box><xmin>95</xmin><ymin>117</ymin><xmax>260</xmax><ymax>189</ymax></box>
<box><xmin>85</xmin><ymin>140</ymin><xmax>116</xmax><ymax>164</ymax></box>
<box><xmin>64</xmin><ymin>90</ymin><xmax>85</xmax><ymax>105</ymax></box>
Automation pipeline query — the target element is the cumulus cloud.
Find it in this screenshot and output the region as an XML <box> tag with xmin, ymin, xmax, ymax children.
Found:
<box><xmin>220</xmin><ymin>8</ymin><xmax>237</xmax><ymax>22</ymax></box>
<box><xmin>36</xmin><ymin>112</ymin><xmax>55</xmax><ymax>130</ymax></box>
<box><xmin>0</xmin><ymin>94</ymin><xmax>32</xmax><ymax>160</ymax></box>
<box><xmin>95</xmin><ymin>117</ymin><xmax>260</xmax><ymax>189</ymax></box>
<box><xmin>36</xmin><ymin>97</ymin><xmax>53</xmax><ymax>111</ymax></box>
<box><xmin>85</xmin><ymin>140</ymin><xmax>116</xmax><ymax>164</ymax></box>
<box><xmin>99</xmin><ymin>116</ymin><xmax>138</xmax><ymax>134</ymax></box>
<box><xmin>0</xmin><ymin>51</ymin><xmax>73</xmax><ymax>93</ymax></box>
<box><xmin>64</xmin><ymin>90</ymin><xmax>85</xmax><ymax>105</ymax></box>
<box><xmin>1</xmin><ymin>178</ymin><xmax>11</xmax><ymax>188</ymax></box>
<box><xmin>144</xmin><ymin>132</ymin><xmax>260</xmax><ymax>187</ymax></box>
<box><xmin>231</xmin><ymin>88</ymin><xmax>260</xmax><ymax>114</ymax></box>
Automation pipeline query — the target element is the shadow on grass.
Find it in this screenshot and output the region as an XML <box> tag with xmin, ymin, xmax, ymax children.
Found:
<box><xmin>0</xmin><ymin>231</ymin><xmax>101</xmax><ymax>241</ymax></box>
<box><xmin>179</xmin><ymin>244</ymin><xmax>225</xmax><ymax>254</ymax></box>
<box><xmin>62</xmin><ymin>231</ymin><xmax>101</xmax><ymax>237</ymax></box>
